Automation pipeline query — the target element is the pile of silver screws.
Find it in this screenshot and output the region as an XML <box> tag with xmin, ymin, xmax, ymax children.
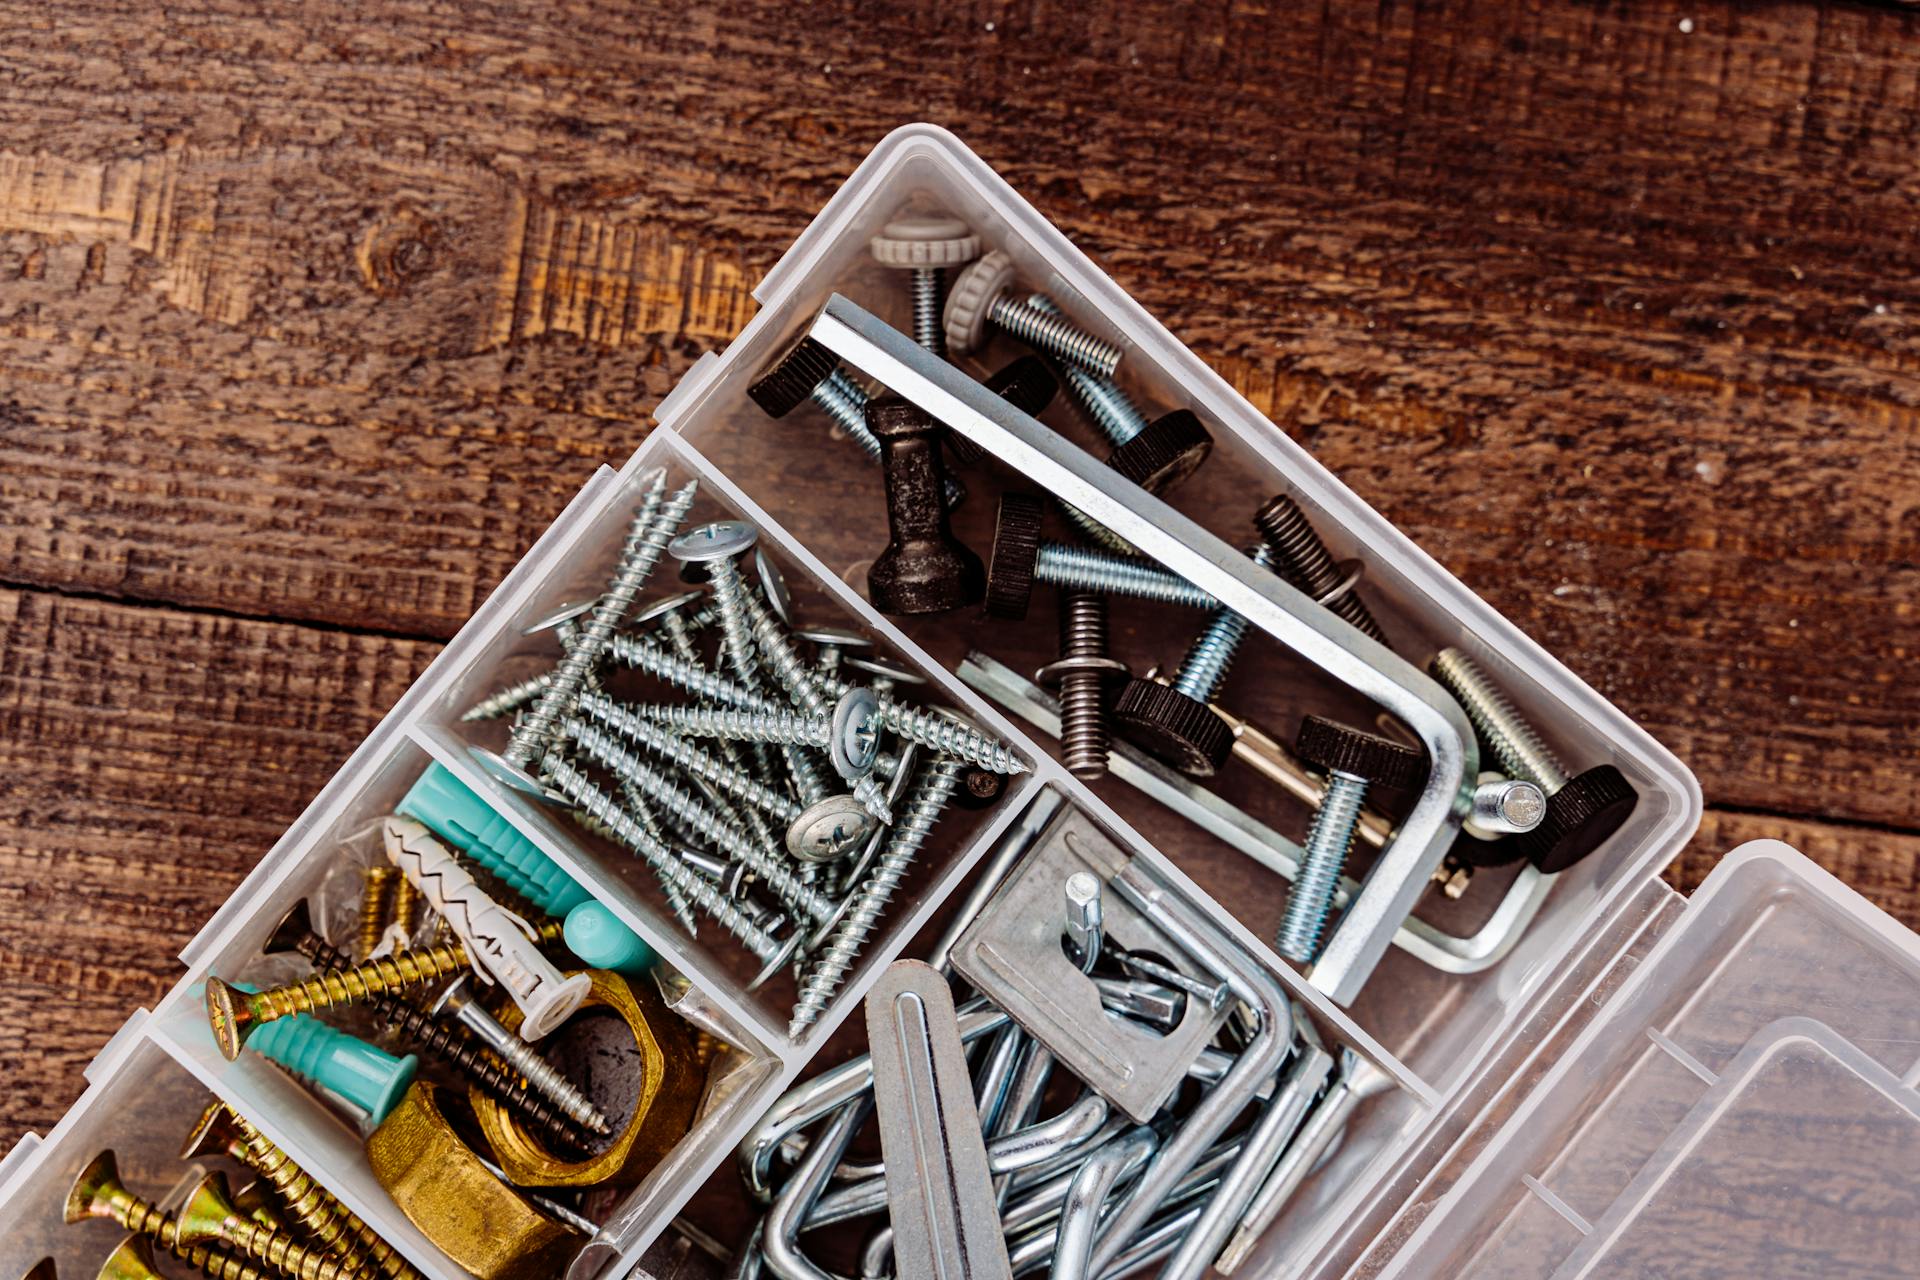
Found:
<box><xmin>462</xmin><ymin>469</ymin><xmax>1028</xmax><ymax>1037</ymax></box>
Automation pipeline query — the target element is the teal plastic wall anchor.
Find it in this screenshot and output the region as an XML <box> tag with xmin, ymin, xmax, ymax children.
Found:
<box><xmin>399</xmin><ymin>763</ymin><xmax>591</xmax><ymax>916</ymax></box>
<box><xmin>247</xmin><ymin>1013</ymin><xmax>418</xmax><ymax>1125</ymax></box>
<box><xmin>563</xmin><ymin>901</ymin><xmax>658</xmax><ymax>977</ymax></box>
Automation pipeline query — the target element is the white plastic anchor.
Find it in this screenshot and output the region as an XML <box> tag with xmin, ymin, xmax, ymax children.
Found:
<box><xmin>381</xmin><ymin>816</ymin><xmax>589</xmax><ymax>1040</ymax></box>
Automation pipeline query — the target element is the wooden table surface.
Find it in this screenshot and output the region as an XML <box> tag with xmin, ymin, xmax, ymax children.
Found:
<box><xmin>3</xmin><ymin>0</ymin><xmax>1918</xmax><ymax>1149</ymax></box>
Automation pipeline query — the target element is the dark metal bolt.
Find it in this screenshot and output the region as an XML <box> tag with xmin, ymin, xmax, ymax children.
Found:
<box><xmin>1253</xmin><ymin>493</ymin><xmax>1387</xmax><ymax>644</ymax></box>
<box><xmin>1036</xmin><ymin>591</ymin><xmax>1128</xmax><ymax>780</ymax></box>
<box><xmin>864</xmin><ymin>397</ymin><xmax>985</xmax><ymax>615</ymax></box>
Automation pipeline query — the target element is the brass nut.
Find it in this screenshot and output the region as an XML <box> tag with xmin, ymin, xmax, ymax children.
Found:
<box><xmin>366</xmin><ymin>1082</ymin><xmax>582</xmax><ymax>1279</ymax></box>
<box><xmin>471</xmin><ymin>968</ymin><xmax>702</xmax><ymax>1188</ymax></box>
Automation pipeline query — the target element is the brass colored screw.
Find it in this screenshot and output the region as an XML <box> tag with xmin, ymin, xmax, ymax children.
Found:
<box><xmin>386</xmin><ymin>877</ymin><xmax>421</xmax><ymax>946</ymax></box>
<box><xmin>63</xmin><ymin>1152</ymin><xmax>269</xmax><ymax>1280</ymax></box>
<box><xmin>175</xmin><ymin>1172</ymin><xmax>373</xmax><ymax>1280</ymax></box>
<box><xmin>95</xmin><ymin>1236</ymin><xmax>161</xmax><ymax>1280</ymax></box>
<box><xmin>255</xmin><ymin>906</ymin><xmax>587</xmax><ymax>1151</ymax></box>
<box><xmin>354</xmin><ymin>867</ymin><xmax>395</xmax><ymax>962</ymax></box>
<box><xmin>203</xmin><ymin>1105</ymin><xmax>422</xmax><ymax>1280</ymax></box>
<box><xmin>204</xmin><ymin>918</ymin><xmax>563</xmax><ymax>1059</ymax></box>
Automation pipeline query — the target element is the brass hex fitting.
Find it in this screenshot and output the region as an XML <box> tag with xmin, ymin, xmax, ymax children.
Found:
<box><xmin>366</xmin><ymin>1083</ymin><xmax>582</xmax><ymax>1280</ymax></box>
<box><xmin>470</xmin><ymin>969</ymin><xmax>700</xmax><ymax>1188</ymax></box>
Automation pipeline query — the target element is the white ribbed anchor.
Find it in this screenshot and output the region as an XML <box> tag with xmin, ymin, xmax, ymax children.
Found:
<box><xmin>382</xmin><ymin>816</ymin><xmax>590</xmax><ymax>1041</ymax></box>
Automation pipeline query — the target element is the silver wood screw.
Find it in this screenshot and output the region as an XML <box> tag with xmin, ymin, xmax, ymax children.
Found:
<box><xmin>431</xmin><ymin>975</ymin><xmax>612</xmax><ymax>1135</ymax></box>
<box><xmin>504</xmin><ymin>473</ymin><xmax>697</xmax><ymax>778</ymax></box>
<box><xmin>789</xmin><ymin>757</ymin><xmax>965</xmax><ymax>1037</ymax></box>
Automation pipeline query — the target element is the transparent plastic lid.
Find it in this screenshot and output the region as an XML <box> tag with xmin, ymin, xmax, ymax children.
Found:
<box><xmin>1383</xmin><ymin>839</ymin><xmax>1920</xmax><ymax>1278</ymax></box>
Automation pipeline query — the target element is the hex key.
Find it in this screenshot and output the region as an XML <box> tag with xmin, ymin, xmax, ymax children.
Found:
<box><xmin>806</xmin><ymin>295</ymin><xmax>1477</xmax><ymax>1003</ymax></box>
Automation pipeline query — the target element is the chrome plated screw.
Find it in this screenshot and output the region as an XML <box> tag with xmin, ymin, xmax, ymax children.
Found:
<box><xmin>541</xmin><ymin>758</ymin><xmax>797</xmax><ymax>985</ymax></box>
<box><xmin>1430</xmin><ymin>648</ymin><xmax>1567</xmax><ymax>791</ymax></box>
<box><xmin>1168</xmin><ymin>544</ymin><xmax>1278</xmax><ymax>705</ymax></box>
<box><xmin>460</xmin><ymin>672</ymin><xmax>552</xmax><ymax>722</ymax></box>
<box><xmin>563</xmin><ymin>721</ymin><xmax>837</xmax><ymax>926</ymax></box>
<box><xmin>431</xmin><ymin>976</ymin><xmax>611</xmax><ymax>1135</ymax></box>
<box><xmin>578</xmin><ymin>692</ymin><xmax>801</xmax><ymax>823</ymax></box>
<box><xmin>504</xmin><ymin>474</ymin><xmax>698</xmax><ymax>778</ymax></box>
<box><xmin>1033</xmin><ymin>542</ymin><xmax>1219</xmax><ymax>609</ymax></box>
<box><xmin>814</xmin><ymin>673</ymin><xmax>1028</xmax><ymax>776</ymax></box>
<box><xmin>1024</xmin><ymin>294</ymin><xmax>1149</xmax><ymax>446</ymax></box>
<box><xmin>603</xmin><ymin>633</ymin><xmax>775</xmax><ymax>710</ymax></box>
<box><xmin>946</xmin><ymin>250</ymin><xmax>1122</xmax><ymax>376</ymax></box>
<box><xmin>789</xmin><ymin>757</ymin><xmax>965</xmax><ymax>1036</ymax></box>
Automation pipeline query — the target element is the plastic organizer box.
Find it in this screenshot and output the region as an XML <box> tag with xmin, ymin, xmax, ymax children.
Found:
<box><xmin>3</xmin><ymin>124</ymin><xmax>1916</xmax><ymax>1280</ymax></box>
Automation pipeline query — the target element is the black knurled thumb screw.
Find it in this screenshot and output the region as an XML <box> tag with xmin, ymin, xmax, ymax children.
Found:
<box><xmin>865</xmin><ymin>397</ymin><xmax>985</xmax><ymax>615</ymax></box>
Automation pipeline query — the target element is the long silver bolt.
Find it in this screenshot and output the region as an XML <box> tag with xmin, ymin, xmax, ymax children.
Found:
<box><xmin>562</xmin><ymin>722</ymin><xmax>838</xmax><ymax>925</ymax></box>
<box><xmin>985</xmin><ymin>498</ymin><xmax>1219</xmax><ymax>622</ymax></box>
<box><xmin>612</xmin><ymin>782</ymin><xmax>701</xmax><ymax>939</ymax></box>
<box><xmin>671</xmin><ymin>520</ymin><xmax>791</xmax><ymax>785</ymax></box>
<box><xmin>813</xmin><ymin>672</ymin><xmax>1029</xmax><ymax>777</ymax></box>
<box><xmin>541</xmin><ymin>758</ymin><xmax>798</xmax><ymax>986</ymax></box>
<box><xmin>946</xmin><ymin>250</ymin><xmax>1123</xmax><ymax>376</ymax></box>
<box><xmin>1024</xmin><ymin>293</ymin><xmax>1150</xmax><ymax>446</ymax></box>
<box><xmin>1274</xmin><ymin>717</ymin><xmax>1426</xmax><ymax>964</ymax></box>
<box><xmin>789</xmin><ymin>757</ymin><xmax>965</xmax><ymax>1037</ymax></box>
<box><xmin>1430</xmin><ymin>648</ymin><xmax>1566</xmax><ymax>791</ymax></box>
<box><xmin>431</xmin><ymin>975</ymin><xmax>611</xmax><ymax>1135</ymax></box>
<box><xmin>503</xmin><ymin>473</ymin><xmax>697</xmax><ymax>780</ymax></box>
<box><xmin>1168</xmin><ymin>545</ymin><xmax>1279</xmax><ymax>705</ymax></box>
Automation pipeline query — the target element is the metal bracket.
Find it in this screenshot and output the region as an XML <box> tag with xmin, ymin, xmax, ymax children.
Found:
<box><xmin>948</xmin><ymin>806</ymin><xmax>1232</xmax><ymax>1122</ymax></box>
<box><xmin>806</xmin><ymin>294</ymin><xmax>1477</xmax><ymax>1002</ymax></box>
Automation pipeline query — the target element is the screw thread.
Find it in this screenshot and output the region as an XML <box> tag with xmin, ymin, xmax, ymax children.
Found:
<box><xmin>563</xmin><ymin>722</ymin><xmax>835</xmax><ymax>924</ymax></box>
<box><xmin>1055</xmin><ymin>592</ymin><xmax>1115</xmax><ymax>780</ymax></box>
<box><xmin>705</xmin><ymin>556</ymin><xmax>765</xmax><ymax>690</ymax></box>
<box><xmin>1170</xmin><ymin>545</ymin><xmax>1276</xmax><ymax>704</ymax></box>
<box><xmin>373</xmin><ymin>1000</ymin><xmax>588</xmax><ymax>1148</ymax></box>
<box><xmin>354</xmin><ymin>868</ymin><xmax>394</xmax><ymax>962</ymax></box>
<box><xmin>108</xmin><ymin>1193</ymin><xmax>270</xmax><ymax>1278</ymax></box>
<box><xmin>812</xmin><ymin>372</ymin><xmax>883</xmax><ymax>460</ymax></box>
<box><xmin>610</xmin><ymin>782</ymin><xmax>702</xmax><ymax>938</ymax></box>
<box><xmin>1254</xmin><ymin>493</ymin><xmax>1387</xmax><ymax>643</ymax></box>
<box><xmin>1024</xmin><ymin>297</ymin><xmax>1150</xmax><ymax>447</ymax></box>
<box><xmin>750</xmin><ymin>607</ymin><xmax>830</xmax><ymax>717</ymax></box>
<box><xmin>460</xmin><ymin>671</ymin><xmax>552</xmax><ymax>722</ymax></box>
<box><xmin>579</xmin><ymin>693</ymin><xmax>800</xmax><ymax>821</ymax></box>
<box><xmin>987</xmin><ymin>294</ymin><xmax>1122</xmax><ymax>377</ymax></box>
<box><xmin>508</xmin><ymin>473</ymin><xmax>697</xmax><ymax>767</ymax></box>
<box><xmin>1276</xmin><ymin>772</ymin><xmax>1369</xmax><ymax>962</ymax></box>
<box><xmin>219</xmin><ymin>1217</ymin><xmax>366</xmax><ymax>1280</ymax></box>
<box><xmin>250</xmin><ymin>946</ymin><xmax>468</xmax><ymax>1022</ymax></box>
<box><xmin>790</xmin><ymin>758</ymin><xmax>964</xmax><ymax>1036</ymax></box>
<box><xmin>173</xmin><ymin>1242</ymin><xmax>273</xmax><ymax>1280</ymax></box>
<box><xmin>815</xmin><ymin>673</ymin><xmax>1027</xmax><ymax>776</ymax></box>
<box><xmin>226</xmin><ymin>1121</ymin><xmax>413</xmax><ymax>1279</ymax></box>
<box><xmin>1033</xmin><ymin>543</ymin><xmax>1218</xmax><ymax>610</ymax></box>
<box><xmin>543</xmin><ymin>758</ymin><xmax>785</xmax><ymax>961</ymax></box>
<box><xmin>603</xmin><ymin>634</ymin><xmax>777</xmax><ymax>711</ymax></box>
<box><xmin>454</xmin><ymin>1006</ymin><xmax>608</xmax><ymax>1135</ymax></box>
<box><xmin>627</xmin><ymin>701</ymin><xmax>830</xmax><ymax>748</ymax></box>
<box><xmin>387</xmin><ymin>876</ymin><xmax>420</xmax><ymax>942</ymax></box>
<box><xmin>912</xmin><ymin>267</ymin><xmax>948</xmax><ymax>356</ymax></box>
<box><xmin>1054</xmin><ymin>498</ymin><xmax>1141</xmax><ymax>555</ymax></box>
<box><xmin>1431</xmin><ymin>648</ymin><xmax>1568</xmax><ymax>792</ymax></box>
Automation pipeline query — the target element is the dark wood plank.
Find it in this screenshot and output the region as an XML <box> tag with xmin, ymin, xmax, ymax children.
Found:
<box><xmin>0</xmin><ymin>2</ymin><xmax>1915</xmax><ymax>833</ymax></box>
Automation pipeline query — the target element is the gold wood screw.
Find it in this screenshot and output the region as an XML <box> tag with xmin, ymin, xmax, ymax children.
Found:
<box><xmin>64</xmin><ymin>1152</ymin><xmax>270</xmax><ymax>1280</ymax></box>
<box><xmin>213</xmin><ymin>1106</ymin><xmax>422</xmax><ymax>1280</ymax></box>
<box><xmin>203</xmin><ymin>918</ymin><xmax>562</xmax><ymax>1059</ymax></box>
<box><xmin>355</xmin><ymin>867</ymin><xmax>396</xmax><ymax>961</ymax></box>
<box><xmin>386</xmin><ymin>876</ymin><xmax>421</xmax><ymax>946</ymax></box>
<box><xmin>175</xmin><ymin>1172</ymin><xmax>374</xmax><ymax>1280</ymax></box>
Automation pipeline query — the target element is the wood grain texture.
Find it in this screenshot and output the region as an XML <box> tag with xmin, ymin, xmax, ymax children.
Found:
<box><xmin>0</xmin><ymin>0</ymin><xmax>1917</xmax><ymax>1157</ymax></box>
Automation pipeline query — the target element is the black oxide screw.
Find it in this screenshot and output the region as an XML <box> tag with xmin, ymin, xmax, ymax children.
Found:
<box><xmin>261</xmin><ymin>901</ymin><xmax>593</xmax><ymax>1152</ymax></box>
<box><xmin>1253</xmin><ymin>493</ymin><xmax>1387</xmax><ymax>644</ymax></box>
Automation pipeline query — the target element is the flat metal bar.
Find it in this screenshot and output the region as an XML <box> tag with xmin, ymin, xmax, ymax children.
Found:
<box><xmin>808</xmin><ymin>295</ymin><xmax>1476</xmax><ymax>1002</ymax></box>
<box><xmin>865</xmin><ymin>960</ymin><xmax>1014</xmax><ymax>1280</ymax></box>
